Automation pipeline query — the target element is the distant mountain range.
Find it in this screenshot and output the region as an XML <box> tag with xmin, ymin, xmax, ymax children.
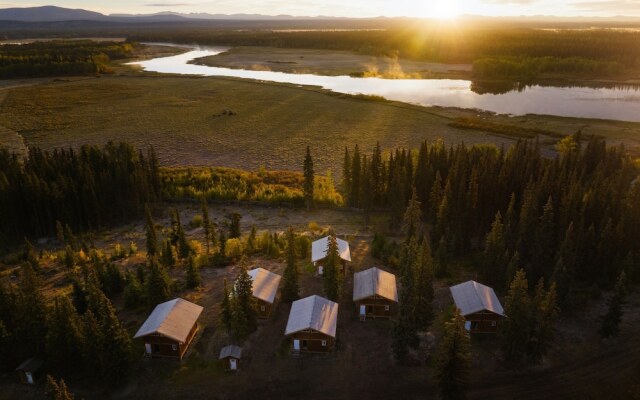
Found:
<box><xmin>1</xmin><ymin>5</ymin><xmax>640</xmax><ymax>23</ymax></box>
<box><xmin>0</xmin><ymin>6</ymin><xmax>349</xmax><ymax>22</ymax></box>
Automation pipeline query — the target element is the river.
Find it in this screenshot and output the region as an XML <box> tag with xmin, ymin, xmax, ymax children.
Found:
<box><xmin>130</xmin><ymin>45</ymin><xmax>640</xmax><ymax>123</ymax></box>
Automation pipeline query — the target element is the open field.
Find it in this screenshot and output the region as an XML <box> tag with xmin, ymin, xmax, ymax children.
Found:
<box><xmin>194</xmin><ymin>46</ymin><xmax>472</xmax><ymax>79</ymax></box>
<box><xmin>1</xmin><ymin>202</ymin><xmax>639</xmax><ymax>399</ymax></box>
<box><xmin>1</xmin><ymin>71</ymin><xmax>640</xmax><ymax>172</ymax></box>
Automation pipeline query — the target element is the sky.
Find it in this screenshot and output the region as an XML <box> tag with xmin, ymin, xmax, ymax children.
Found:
<box><xmin>2</xmin><ymin>0</ymin><xmax>640</xmax><ymax>18</ymax></box>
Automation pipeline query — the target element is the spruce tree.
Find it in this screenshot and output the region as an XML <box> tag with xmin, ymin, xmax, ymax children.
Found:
<box><xmin>501</xmin><ymin>269</ymin><xmax>531</xmax><ymax>364</ymax></box>
<box><xmin>246</xmin><ymin>226</ymin><xmax>257</xmax><ymax>254</ymax></box>
<box><xmin>15</xmin><ymin>264</ymin><xmax>48</xmax><ymax>359</ymax></box>
<box><xmin>56</xmin><ymin>221</ymin><xmax>65</xmax><ymax>245</ymax></box>
<box><xmin>228</xmin><ymin>213</ymin><xmax>242</xmax><ymax>239</ymax></box>
<box><xmin>22</xmin><ymin>238</ymin><xmax>39</xmax><ymax>271</ymax></box>
<box><xmin>144</xmin><ymin>205</ymin><xmax>158</xmax><ymax>258</ymax></box>
<box><xmin>322</xmin><ymin>235</ymin><xmax>341</xmax><ymax>301</ymax></box>
<box><xmin>145</xmin><ymin>258</ymin><xmax>172</xmax><ymax>306</ymax></box>
<box><xmin>220</xmin><ymin>279</ymin><xmax>233</xmax><ymax>334</ymax></box>
<box><xmin>303</xmin><ymin>145</ymin><xmax>315</xmax><ymax>210</ymax></box>
<box><xmin>186</xmin><ymin>256</ymin><xmax>201</xmax><ymax>289</ymax></box>
<box><xmin>175</xmin><ymin>210</ymin><xmax>192</xmax><ymax>259</ymax></box>
<box><xmin>233</xmin><ymin>264</ymin><xmax>257</xmax><ymax>339</ymax></box>
<box><xmin>81</xmin><ymin>311</ymin><xmax>101</xmax><ymax>373</ymax></box>
<box><xmin>202</xmin><ymin>196</ymin><xmax>211</xmax><ymax>255</ymax></box>
<box><xmin>482</xmin><ymin>211</ymin><xmax>509</xmax><ymax>291</ymax></box>
<box><xmin>402</xmin><ymin>187</ymin><xmax>423</xmax><ymax>241</ymax></box>
<box><xmin>46</xmin><ymin>296</ymin><xmax>85</xmax><ymax>374</ymax></box>
<box><xmin>219</xmin><ymin>231</ymin><xmax>227</xmax><ymax>258</ymax></box>
<box><xmin>599</xmin><ymin>271</ymin><xmax>627</xmax><ymax>338</ymax></box>
<box><xmin>161</xmin><ymin>239</ymin><xmax>175</xmax><ymax>268</ymax></box>
<box><xmin>123</xmin><ymin>270</ymin><xmax>144</xmax><ymax>308</ymax></box>
<box><xmin>531</xmin><ymin>196</ymin><xmax>556</xmax><ymax>285</ymax></box>
<box><xmin>436</xmin><ymin>309</ymin><xmax>471</xmax><ymax>400</ymax></box>
<box><xmin>528</xmin><ymin>280</ymin><xmax>558</xmax><ymax>363</ymax></box>
<box><xmin>414</xmin><ymin>238</ymin><xmax>435</xmax><ymax>331</ymax></box>
<box><xmin>281</xmin><ymin>227</ymin><xmax>300</xmax><ymax>302</ymax></box>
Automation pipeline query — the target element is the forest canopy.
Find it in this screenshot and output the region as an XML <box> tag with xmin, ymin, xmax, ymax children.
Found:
<box><xmin>0</xmin><ymin>40</ymin><xmax>136</xmax><ymax>78</ymax></box>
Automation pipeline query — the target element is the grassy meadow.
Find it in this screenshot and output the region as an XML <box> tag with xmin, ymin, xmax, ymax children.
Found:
<box><xmin>2</xmin><ymin>72</ymin><xmax>640</xmax><ymax>173</ymax></box>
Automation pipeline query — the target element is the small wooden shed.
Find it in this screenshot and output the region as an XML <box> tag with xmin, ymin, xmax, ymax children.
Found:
<box><xmin>450</xmin><ymin>280</ymin><xmax>505</xmax><ymax>333</ymax></box>
<box><xmin>16</xmin><ymin>358</ymin><xmax>44</xmax><ymax>385</ymax></box>
<box><xmin>311</xmin><ymin>236</ymin><xmax>351</xmax><ymax>275</ymax></box>
<box><xmin>248</xmin><ymin>267</ymin><xmax>281</xmax><ymax>318</ymax></box>
<box><xmin>134</xmin><ymin>298</ymin><xmax>203</xmax><ymax>359</ymax></box>
<box><xmin>219</xmin><ymin>345</ymin><xmax>243</xmax><ymax>371</ymax></box>
<box><xmin>353</xmin><ymin>267</ymin><xmax>398</xmax><ymax>320</ymax></box>
<box><xmin>285</xmin><ymin>295</ymin><xmax>338</xmax><ymax>354</ymax></box>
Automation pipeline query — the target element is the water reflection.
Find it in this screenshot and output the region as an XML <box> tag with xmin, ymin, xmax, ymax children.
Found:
<box><xmin>130</xmin><ymin>45</ymin><xmax>640</xmax><ymax>123</ymax></box>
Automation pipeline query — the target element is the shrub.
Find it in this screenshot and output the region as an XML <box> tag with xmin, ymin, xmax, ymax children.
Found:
<box><xmin>225</xmin><ymin>238</ymin><xmax>244</xmax><ymax>259</ymax></box>
<box><xmin>190</xmin><ymin>214</ymin><xmax>203</xmax><ymax>229</ymax></box>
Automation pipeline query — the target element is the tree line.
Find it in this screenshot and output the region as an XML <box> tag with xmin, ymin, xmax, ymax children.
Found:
<box><xmin>0</xmin><ymin>40</ymin><xmax>136</xmax><ymax>78</ymax></box>
<box><xmin>127</xmin><ymin>27</ymin><xmax>640</xmax><ymax>67</ymax></box>
<box><xmin>340</xmin><ymin>136</ymin><xmax>640</xmax><ymax>300</ymax></box>
<box><xmin>0</xmin><ymin>142</ymin><xmax>161</xmax><ymax>245</ymax></box>
<box><xmin>473</xmin><ymin>55</ymin><xmax>624</xmax><ymax>80</ymax></box>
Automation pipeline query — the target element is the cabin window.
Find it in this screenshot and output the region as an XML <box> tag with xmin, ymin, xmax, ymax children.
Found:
<box><xmin>153</xmin><ymin>344</ymin><xmax>160</xmax><ymax>352</ymax></box>
<box><xmin>172</xmin><ymin>344</ymin><xmax>177</xmax><ymax>351</ymax></box>
<box><xmin>491</xmin><ymin>321</ymin><xmax>497</xmax><ymax>327</ymax></box>
<box><xmin>260</xmin><ymin>305</ymin><xmax>266</xmax><ymax>312</ymax></box>
<box><xmin>302</xmin><ymin>340</ymin><xmax>308</xmax><ymax>349</ymax></box>
<box><xmin>321</xmin><ymin>340</ymin><xmax>327</xmax><ymax>347</ymax></box>
<box><xmin>384</xmin><ymin>305</ymin><xmax>390</xmax><ymax>311</ymax></box>
<box><xmin>471</xmin><ymin>321</ymin><xmax>479</xmax><ymax>330</ymax></box>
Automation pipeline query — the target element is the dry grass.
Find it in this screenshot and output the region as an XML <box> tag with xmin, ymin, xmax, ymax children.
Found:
<box><xmin>0</xmin><ymin>74</ymin><xmax>514</xmax><ymax>172</ymax></box>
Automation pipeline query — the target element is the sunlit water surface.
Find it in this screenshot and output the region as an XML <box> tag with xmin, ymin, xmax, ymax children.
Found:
<box><xmin>131</xmin><ymin>46</ymin><xmax>640</xmax><ymax>122</ymax></box>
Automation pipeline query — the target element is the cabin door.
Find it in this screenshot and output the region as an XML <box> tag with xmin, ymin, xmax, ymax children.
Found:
<box><xmin>26</xmin><ymin>372</ymin><xmax>34</xmax><ymax>385</ymax></box>
<box><xmin>293</xmin><ymin>340</ymin><xmax>300</xmax><ymax>351</ymax></box>
<box><xmin>145</xmin><ymin>343</ymin><xmax>152</xmax><ymax>355</ymax></box>
<box><xmin>230</xmin><ymin>358</ymin><xmax>237</xmax><ymax>370</ymax></box>
<box><xmin>318</xmin><ymin>266</ymin><xmax>324</xmax><ymax>275</ymax></box>
<box><xmin>464</xmin><ymin>321</ymin><xmax>471</xmax><ymax>331</ymax></box>
<box><xmin>360</xmin><ymin>305</ymin><xmax>366</xmax><ymax>316</ymax></box>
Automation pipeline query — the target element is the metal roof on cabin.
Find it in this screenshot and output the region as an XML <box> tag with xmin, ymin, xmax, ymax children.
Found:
<box><xmin>353</xmin><ymin>267</ymin><xmax>398</xmax><ymax>302</ymax></box>
<box><xmin>15</xmin><ymin>358</ymin><xmax>44</xmax><ymax>372</ymax></box>
<box><xmin>449</xmin><ymin>281</ymin><xmax>505</xmax><ymax>317</ymax></box>
<box><xmin>133</xmin><ymin>298</ymin><xmax>203</xmax><ymax>342</ymax></box>
<box><xmin>219</xmin><ymin>345</ymin><xmax>243</xmax><ymax>360</ymax></box>
<box><xmin>285</xmin><ymin>295</ymin><xmax>338</xmax><ymax>338</ymax></box>
<box><xmin>248</xmin><ymin>267</ymin><xmax>281</xmax><ymax>304</ymax></box>
<box><xmin>311</xmin><ymin>236</ymin><xmax>351</xmax><ymax>263</ymax></box>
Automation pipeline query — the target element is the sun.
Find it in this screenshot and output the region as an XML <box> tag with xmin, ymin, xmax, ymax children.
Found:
<box><xmin>418</xmin><ymin>0</ymin><xmax>460</xmax><ymax>20</ymax></box>
<box><xmin>433</xmin><ymin>1</ymin><xmax>460</xmax><ymax>19</ymax></box>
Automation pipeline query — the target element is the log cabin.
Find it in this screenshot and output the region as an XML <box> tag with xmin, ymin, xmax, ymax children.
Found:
<box><xmin>219</xmin><ymin>345</ymin><xmax>242</xmax><ymax>371</ymax></box>
<box><xmin>248</xmin><ymin>267</ymin><xmax>281</xmax><ymax>318</ymax></box>
<box><xmin>285</xmin><ymin>295</ymin><xmax>338</xmax><ymax>354</ymax></box>
<box><xmin>353</xmin><ymin>267</ymin><xmax>398</xmax><ymax>320</ymax></box>
<box><xmin>449</xmin><ymin>280</ymin><xmax>505</xmax><ymax>333</ymax></box>
<box><xmin>311</xmin><ymin>236</ymin><xmax>351</xmax><ymax>275</ymax></box>
<box><xmin>134</xmin><ymin>298</ymin><xmax>203</xmax><ymax>359</ymax></box>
